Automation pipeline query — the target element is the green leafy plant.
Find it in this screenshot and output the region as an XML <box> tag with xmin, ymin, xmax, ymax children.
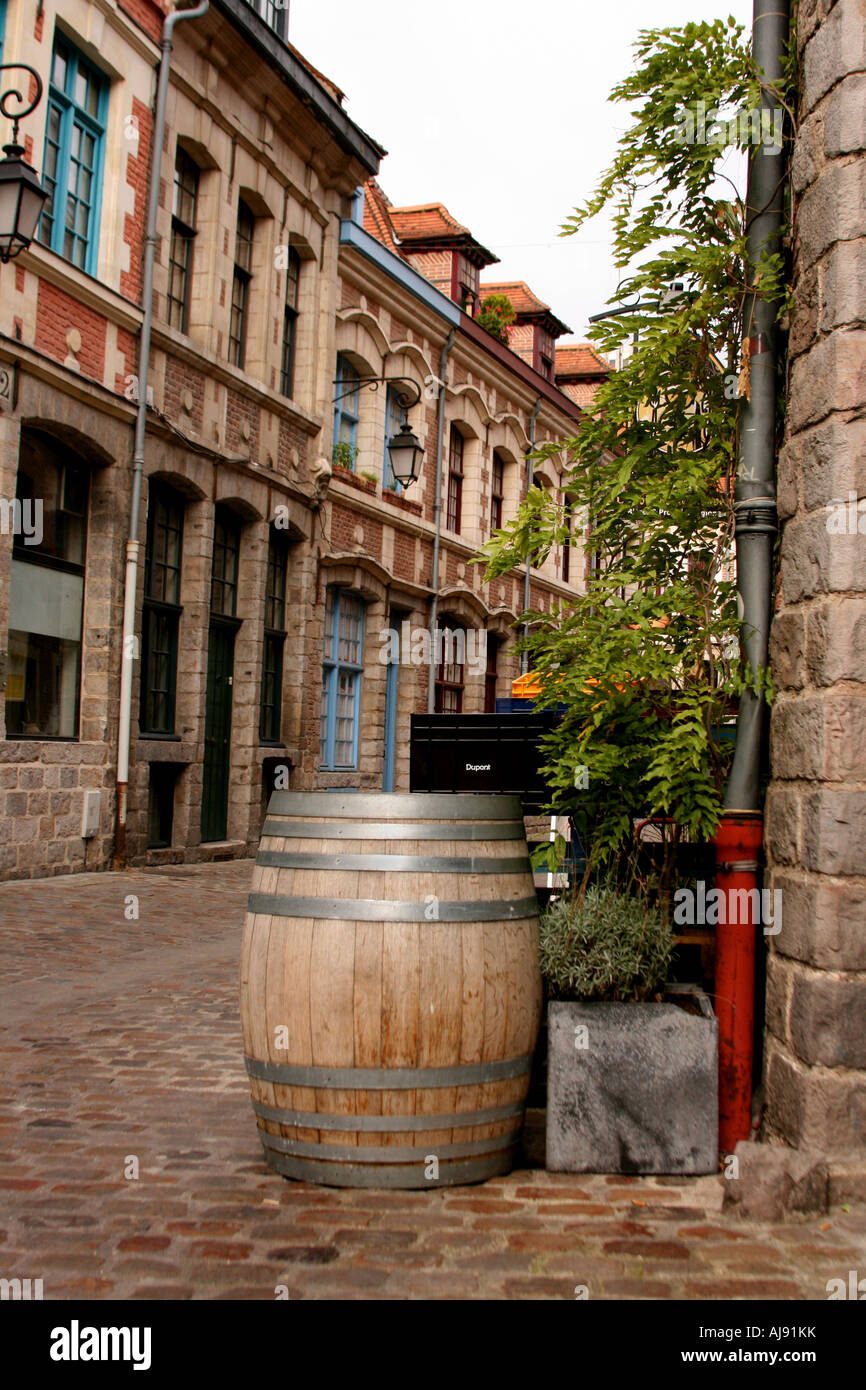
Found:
<box><xmin>481</xmin><ymin>17</ymin><xmax>794</xmax><ymax>884</ymax></box>
<box><xmin>331</xmin><ymin>441</ymin><xmax>359</xmax><ymax>471</ymax></box>
<box><xmin>477</xmin><ymin>293</ymin><xmax>516</xmax><ymax>344</ymax></box>
<box><xmin>360</xmin><ymin>470</ymin><xmax>378</xmax><ymax>485</ymax></box>
<box><xmin>540</xmin><ymin>885</ymin><xmax>674</xmax><ymax>1002</ymax></box>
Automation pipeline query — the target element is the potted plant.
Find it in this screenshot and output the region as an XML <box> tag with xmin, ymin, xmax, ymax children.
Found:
<box><xmin>331</xmin><ymin>441</ymin><xmax>359</xmax><ymax>472</ymax></box>
<box><xmin>542</xmin><ymin>883</ymin><xmax>718</xmax><ymax>1174</ymax></box>
<box><xmin>476</xmin><ymin>293</ymin><xmax>516</xmax><ymax>345</ymax></box>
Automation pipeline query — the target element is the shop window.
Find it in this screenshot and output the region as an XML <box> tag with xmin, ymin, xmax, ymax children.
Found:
<box><xmin>5</xmin><ymin>430</ymin><xmax>88</xmax><ymax>739</ymax></box>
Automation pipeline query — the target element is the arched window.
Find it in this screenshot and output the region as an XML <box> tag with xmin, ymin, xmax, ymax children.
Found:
<box><xmin>434</xmin><ymin>618</ymin><xmax>465</xmax><ymax>713</ymax></box>
<box><xmin>5</xmin><ymin>429</ymin><xmax>89</xmax><ymax>738</ymax></box>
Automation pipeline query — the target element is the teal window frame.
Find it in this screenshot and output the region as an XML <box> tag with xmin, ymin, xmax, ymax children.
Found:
<box><xmin>38</xmin><ymin>35</ymin><xmax>108</xmax><ymax>276</ymax></box>
<box><xmin>333</xmin><ymin>354</ymin><xmax>360</xmax><ymax>467</ymax></box>
<box><xmin>320</xmin><ymin>588</ymin><xmax>364</xmax><ymax>770</ymax></box>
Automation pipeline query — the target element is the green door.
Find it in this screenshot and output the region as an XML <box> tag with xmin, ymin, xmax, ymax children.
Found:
<box><xmin>201</xmin><ymin>620</ymin><xmax>237</xmax><ymax>842</ymax></box>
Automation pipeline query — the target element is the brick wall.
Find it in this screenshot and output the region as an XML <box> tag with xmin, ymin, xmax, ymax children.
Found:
<box><xmin>764</xmin><ymin>0</ymin><xmax>866</xmax><ymax>1152</ymax></box>
<box><xmin>35</xmin><ymin>281</ymin><xmax>107</xmax><ymax>384</ymax></box>
<box><xmin>119</xmin><ymin>98</ymin><xmax>153</xmax><ymax>305</ymax></box>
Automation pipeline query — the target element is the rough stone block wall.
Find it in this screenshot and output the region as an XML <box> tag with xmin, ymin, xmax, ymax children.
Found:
<box><xmin>764</xmin><ymin>0</ymin><xmax>866</xmax><ymax>1152</ymax></box>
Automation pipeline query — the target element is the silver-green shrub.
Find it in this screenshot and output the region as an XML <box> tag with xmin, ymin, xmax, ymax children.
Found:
<box><xmin>539</xmin><ymin>886</ymin><xmax>674</xmax><ymax>1002</ymax></box>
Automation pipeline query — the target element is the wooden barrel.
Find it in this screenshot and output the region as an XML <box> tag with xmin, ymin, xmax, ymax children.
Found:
<box><xmin>240</xmin><ymin>791</ymin><xmax>541</xmax><ymax>1188</ymax></box>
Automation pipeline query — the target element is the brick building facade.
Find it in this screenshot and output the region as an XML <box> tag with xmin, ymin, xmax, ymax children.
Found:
<box><xmin>0</xmin><ymin>0</ymin><xmax>588</xmax><ymax>879</ymax></box>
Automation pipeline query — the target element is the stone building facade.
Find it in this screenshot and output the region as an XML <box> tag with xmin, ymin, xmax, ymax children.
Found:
<box><xmin>765</xmin><ymin>0</ymin><xmax>866</xmax><ymax>1153</ymax></box>
<box><xmin>0</xmin><ymin>0</ymin><xmax>587</xmax><ymax>879</ymax></box>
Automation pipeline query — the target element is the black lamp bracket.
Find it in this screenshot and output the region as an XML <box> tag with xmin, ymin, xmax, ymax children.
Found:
<box><xmin>0</xmin><ymin>64</ymin><xmax>44</xmax><ymax>152</ymax></box>
<box><xmin>332</xmin><ymin>374</ymin><xmax>422</xmax><ymax>411</ymax></box>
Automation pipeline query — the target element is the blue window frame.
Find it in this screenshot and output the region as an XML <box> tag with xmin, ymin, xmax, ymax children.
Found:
<box><xmin>320</xmin><ymin>589</ymin><xmax>365</xmax><ymax>770</ymax></box>
<box><xmin>383</xmin><ymin>384</ymin><xmax>404</xmax><ymax>494</ymax></box>
<box><xmin>38</xmin><ymin>36</ymin><xmax>108</xmax><ymax>275</ymax></box>
<box><xmin>333</xmin><ymin>354</ymin><xmax>360</xmax><ymax>469</ymax></box>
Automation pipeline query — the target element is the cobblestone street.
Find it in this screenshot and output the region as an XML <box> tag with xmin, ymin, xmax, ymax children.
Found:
<box><xmin>1</xmin><ymin>861</ymin><xmax>864</xmax><ymax>1302</ymax></box>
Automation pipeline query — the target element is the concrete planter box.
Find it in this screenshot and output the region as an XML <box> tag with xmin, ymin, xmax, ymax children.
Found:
<box><xmin>546</xmin><ymin>988</ymin><xmax>718</xmax><ymax>1174</ymax></box>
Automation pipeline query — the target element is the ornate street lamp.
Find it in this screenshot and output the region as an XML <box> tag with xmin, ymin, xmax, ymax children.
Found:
<box><xmin>0</xmin><ymin>65</ymin><xmax>48</xmax><ymax>264</ymax></box>
<box><xmin>331</xmin><ymin>373</ymin><xmax>425</xmax><ymax>488</ymax></box>
<box><xmin>386</xmin><ymin>418</ymin><xmax>424</xmax><ymax>488</ymax></box>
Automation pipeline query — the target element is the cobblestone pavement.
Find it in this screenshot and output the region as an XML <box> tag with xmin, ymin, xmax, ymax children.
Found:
<box><xmin>1</xmin><ymin>861</ymin><xmax>864</xmax><ymax>1302</ymax></box>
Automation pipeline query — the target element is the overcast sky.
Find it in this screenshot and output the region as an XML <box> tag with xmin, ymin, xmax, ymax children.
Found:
<box><xmin>290</xmin><ymin>0</ymin><xmax>754</xmax><ymax>342</ymax></box>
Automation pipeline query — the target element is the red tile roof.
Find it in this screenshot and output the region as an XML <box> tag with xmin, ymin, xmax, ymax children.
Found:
<box><xmin>386</xmin><ymin>202</ymin><xmax>498</xmax><ymax>268</ymax></box>
<box><xmin>389</xmin><ymin>203</ymin><xmax>471</xmax><ymax>241</ymax></box>
<box><xmin>362</xmin><ymin>181</ymin><xmax>407</xmax><ymax>259</ymax></box>
<box><xmin>555</xmin><ymin>342</ymin><xmax>614</xmax><ymax>378</ymax></box>
<box><xmin>480</xmin><ymin>281</ymin><xmax>571</xmax><ymax>337</ymax></box>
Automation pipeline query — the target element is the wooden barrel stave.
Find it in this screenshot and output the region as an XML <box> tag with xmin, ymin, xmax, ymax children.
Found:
<box><xmin>241</xmin><ymin>793</ymin><xmax>541</xmax><ymax>1187</ymax></box>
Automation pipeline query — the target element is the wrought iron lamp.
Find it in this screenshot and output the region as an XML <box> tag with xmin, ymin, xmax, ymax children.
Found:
<box><xmin>332</xmin><ymin>373</ymin><xmax>425</xmax><ymax>488</ymax></box>
<box><xmin>0</xmin><ymin>65</ymin><xmax>48</xmax><ymax>264</ymax></box>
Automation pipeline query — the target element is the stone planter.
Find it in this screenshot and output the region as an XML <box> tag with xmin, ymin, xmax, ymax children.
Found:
<box><xmin>546</xmin><ymin>987</ymin><xmax>718</xmax><ymax>1174</ymax></box>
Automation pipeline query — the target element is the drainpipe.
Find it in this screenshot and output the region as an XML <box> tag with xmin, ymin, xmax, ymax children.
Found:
<box><xmin>426</xmin><ymin>329</ymin><xmax>456</xmax><ymax>713</ymax></box>
<box><xmin>114</xmin><ymin>0</ymin><xmax>210</xmax><ymax>867</ymax></box>
<box><xmin>521</xmin><ymin>397</ymin><xmax>543</xmax><ymax>674</ymax></box>
<box><xmin>715</xmin><ymin>0</ymin><xmax>788</xmax><ymax>1151</ymax></box>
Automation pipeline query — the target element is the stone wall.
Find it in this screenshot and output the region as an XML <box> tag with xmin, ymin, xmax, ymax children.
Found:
<box><xmin>764</xmin><ymin>0</ymin><xmax>866</xmax><ymax>1152</ymax></box>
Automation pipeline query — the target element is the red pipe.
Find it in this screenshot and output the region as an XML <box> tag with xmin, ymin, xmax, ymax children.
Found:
<box><xmin>713</xmin><ymin>811</ymin><xmax>763</xmax><ymax>1153</ymax></box>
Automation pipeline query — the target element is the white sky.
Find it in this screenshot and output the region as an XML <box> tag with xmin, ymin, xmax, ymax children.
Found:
<box><xmin>289</xmin><ymin>0</ymin><xmax>754</xmax><ymax>342</ymax></box>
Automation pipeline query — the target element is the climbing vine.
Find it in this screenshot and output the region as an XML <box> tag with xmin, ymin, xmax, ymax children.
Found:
<box><xmin>481</xmin><ymin>16</ymin><xmax>795</xmax><ymax>878</ymax></box>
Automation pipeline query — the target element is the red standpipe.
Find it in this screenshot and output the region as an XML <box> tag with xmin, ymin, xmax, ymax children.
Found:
<box><xmin>713</xmin><ymin>811</ymin><xmax>763</xmax><ymax>1153</ymax></box>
